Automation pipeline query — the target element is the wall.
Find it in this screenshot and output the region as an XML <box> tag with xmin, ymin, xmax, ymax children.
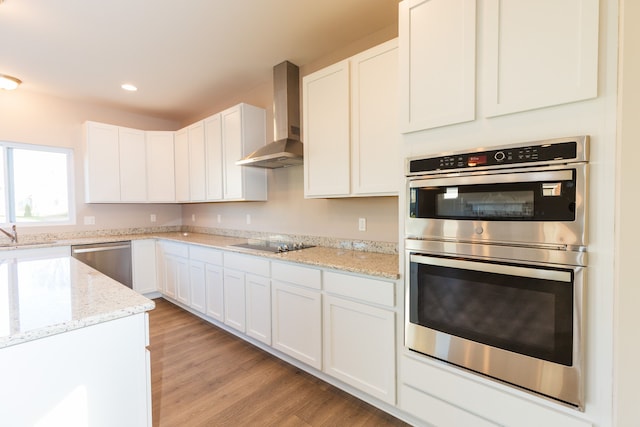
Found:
<box><xmin>0</xmin><ymin>89</ymin><xmax>183</xmax><ymax>237</ymax></box>
<box><xmin>181</xmin><ymin>25</ymin><xmax>400</xmax><ymax>244</ymax></box>
<box><xmin>614</xmin><ymin>0</ymin><xmax>640</xmax><ymax>425</ymax></box>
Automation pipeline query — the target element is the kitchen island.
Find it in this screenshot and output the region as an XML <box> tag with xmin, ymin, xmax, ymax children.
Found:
<box><xmin>0</xmin><ymin>249</ymin><xmax>155</xmax><ymax>427</ymax></box>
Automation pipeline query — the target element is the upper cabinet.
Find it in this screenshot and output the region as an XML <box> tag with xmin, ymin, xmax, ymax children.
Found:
<box><xmin>206</xmin><ymin>105</ymin><xmax>271</xmax><ymax>202</ymax></box>
<box><xmin>84</xmin><ymin>121</ymin><xmax>150</xmax><ymax>203</ymax></box>
<box><xmin>146</xmin><ymin>131</ymin><xmax>176</xmax><ymax>203</ymax></box>
<box><xmin>303</xmin><ymin>38</ymin><xmax>400</xmax><ymax>198</ymax></box>
<box><xmin>84</xmin><ymin>103</ymin><xmax>266</xmax><ymax>204</ymax></box>
<box><xmin>399</xmin><ymin>0</ymin><xmax>599</xmax><ymax>133</ymax></box>
<box><xmin>220</xmin><ymin>103</ymin><xmax>267</xmax><ymax>202</ymax></box>
<box><xmin>482</xmin><ymin>0</ymin><xmax>599</xmax><ymax>117</ymax></box>
<box><xmin>399</xmin><ymin>0</ymin><xmax>476</xmax><ymax>133</ymax></box>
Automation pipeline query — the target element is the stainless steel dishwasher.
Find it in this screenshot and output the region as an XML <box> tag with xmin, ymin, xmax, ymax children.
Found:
<box><xmin>71</xmin><ymin>241</ymin><xmax>133</xmax><ymax>288</ymax></box>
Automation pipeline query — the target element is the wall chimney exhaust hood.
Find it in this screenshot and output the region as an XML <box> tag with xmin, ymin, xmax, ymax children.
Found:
<box><xmin>236</xmin><ymin>61</ymin><xmax>303</xmax><ymax>169</ymax></box>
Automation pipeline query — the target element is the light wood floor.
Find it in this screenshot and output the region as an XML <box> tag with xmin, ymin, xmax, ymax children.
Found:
<box><xmin>149</xmin><ymin>298</ymin><xmax>410</xmax><ymax>427</ymax></box>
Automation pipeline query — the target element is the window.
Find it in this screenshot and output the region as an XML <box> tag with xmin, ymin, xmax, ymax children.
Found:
<box><xmin>0</xmin><ymin>143</ymin><xmax>74</xmax><ymax>225</ymax></box>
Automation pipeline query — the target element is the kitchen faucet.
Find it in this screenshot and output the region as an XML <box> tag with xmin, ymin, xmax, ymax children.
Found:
<box><xmin>0</xmin><ymin>224</ymin><xmax>18</xmax><ymax>244</ymax></box>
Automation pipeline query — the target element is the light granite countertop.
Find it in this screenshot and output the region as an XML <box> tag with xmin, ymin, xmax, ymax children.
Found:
<box><xmin>8</xmin><ymin>230</ymin><xmax>401</xmax><ymax>279</ymax></box>
<box><xmin>0</xmin><ymin>254</ymin><xmax>155</xmax><ymax>349</ymax></box>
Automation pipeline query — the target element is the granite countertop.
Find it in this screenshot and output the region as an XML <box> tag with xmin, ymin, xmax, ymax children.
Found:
<box><xmin>11</xmin><ymin>231</ymin><xmax>401</xmax><ymax>280</ymax></box>
<box><xmin>0</xmin><ymin>254</ymin><xmax>154</xmax><ymax>349</ymax></box>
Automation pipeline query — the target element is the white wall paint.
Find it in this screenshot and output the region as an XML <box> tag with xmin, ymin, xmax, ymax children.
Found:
<box><xmin>614</xmin><ymin>1</ymin><xmax>640</xmax><ymax>425</ymax></box>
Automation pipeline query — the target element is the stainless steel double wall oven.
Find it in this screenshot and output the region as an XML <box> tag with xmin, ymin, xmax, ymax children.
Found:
<box><xmin>405</xmin><ymin>136</ymin><xmax>588</xmax><ymax>409</ymax></box>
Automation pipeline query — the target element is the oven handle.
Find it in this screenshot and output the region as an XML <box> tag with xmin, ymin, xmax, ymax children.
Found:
<box><xmin>409</xmin><ymin>169</ymin><xmax>573</xmax><ymax>188</ymax></box>
<box><xmin>410</xmin><ymin>254</ymin><xmax>573</xmax><ymax>282</ymax></box>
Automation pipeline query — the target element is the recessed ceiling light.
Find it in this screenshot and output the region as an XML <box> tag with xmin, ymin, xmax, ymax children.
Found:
<box><xmin>0</xmin><ymin>74</ymin><xmax>21</xmax><ymax>90</ymax></box>
<box><xmin>121</xmin><ymin>83</ymin><xmax>138</xmax><ymax>92</ymax></box>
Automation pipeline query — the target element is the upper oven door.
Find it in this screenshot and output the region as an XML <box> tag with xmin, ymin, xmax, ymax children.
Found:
<box><xmin>406</xmin><ymin>163</ymin><xmax>587</xmax><ymax>248</ymax></box>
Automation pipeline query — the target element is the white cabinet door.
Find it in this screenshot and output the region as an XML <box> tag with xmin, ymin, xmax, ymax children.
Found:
<box><xmin>84</xmin><ymin>121</ymin><xmax>121</xmax><ymax>202</ymax></box>
<box><xmin>188</xmin><ymin>121</ymin><xmax>206</xmax><ymax>202</ymax></box>
<box><xmin>482</xmin><ymin>0</ymin><xmax>599</xmax><ymax>117</ymax></box>
<box><xmin>323</xmin><ymin>295</ymin><xmax>396</xmax><ymax>404</ymax></box>
<box><xmin>204</xmin><ymin>114</ymin><xmax>223</xmax><ymax>201</ymax></box>
<box><xmin>245</xmin><ymin>274</ymin><xmax>271</xmax><ymax>345</ymax></box>
<box><xmin>132</xmin><ymin>239</ymin><xmax>157</xmax><ymax>295</ymax></box>
<box><xmin>119</xmin><ymin>127</ymin><xmax>147</xmax><ymax>202</ymax></box>
<box><xmin>146</xmin><ymin>131</ymin><xmax>176</xmax><ymax>202</ymax></box>
<box><xmin>303</xmin><ymin>60</ymin><xmax>351</xmax><ymax>197</ymax></box>
<box><xmin>399</xmin><ymin>0</ymin><xmax>476</xmax><ymax>132</ymax></box>
<box><xmin>189</xmin><ymin>260</ymin><xmax>206</xmax><ymax>314</ymax></box>
<box><xmin>271</xmin><ymin>280</ymin><xmax>322</xmax><ymax>369</ymax></box>
<box><xmin>221</xmin><ymin>104</ymin><xmax>267</xmax><ymax>201</ymax></box>
<box><xmin>174</xmin><ymin>255</ymin><xmax>190</xmax><ymax>306</ymax></box>
<box><xmin>223</xmin><ymin>268</ymin><xmax>246</xmax><ymax>332</ymax></box>
<box><xmin>351</xmin><ymin>39</ymin><xmax>400</xmax><ymax>195</ymax></box>
<box><xmin>174</xmin><ymin>128</ymin><xmax>190</xmax><ymax>202</ymax></box>
<box><xmin>205</xmin><ymin>263</ymin><xmax>224</xmax><ymax>322</ymax></box>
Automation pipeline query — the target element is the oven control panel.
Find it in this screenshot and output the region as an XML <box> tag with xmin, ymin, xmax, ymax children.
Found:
<box><xmin>408</xmin><ymin>138</ymin><xmax>584</xmax><ymax>175</ymax></box>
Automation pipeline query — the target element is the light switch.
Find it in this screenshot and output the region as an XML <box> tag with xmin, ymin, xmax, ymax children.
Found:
<box><xmin>358</xmin><ymin>217</ymin><xmax>366</xmax><ymax>231</ymax></box>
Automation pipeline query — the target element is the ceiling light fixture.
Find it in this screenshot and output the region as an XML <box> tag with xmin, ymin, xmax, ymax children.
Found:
<box><xmin>0</xmin><ymin>74</ymin><xmax>22</xmax><ymax>90</ymax></box>
<box><xmin>121</xmin><ymin>83</ymin><xmax>138</xmax><ymax>92</ymax></box>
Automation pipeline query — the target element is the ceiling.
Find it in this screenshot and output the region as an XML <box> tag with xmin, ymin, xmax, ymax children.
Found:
<box><xmin>0</xmin><ymin>0</ymin><xmax>399</xmax><ymax>122</ymax></box>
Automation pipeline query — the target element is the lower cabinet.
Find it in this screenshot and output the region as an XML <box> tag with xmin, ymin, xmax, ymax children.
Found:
<box><xmin>323</xmin><ymin>295</ymin><xmax>396</xmax><ymax>404</ymax></box>
<box><xmin>189</xmin><ymin>246</ymin><xmax>223</xmax><ymax>316</ymax></box>
<box><xmin>132</xmin><ymin>239</ymin><xmax>157</xmax><ymax>295</ymax></box>
<box><xmin>157</xmin><ymin>242</ymin><xmax>189</xmax><ymax>301</ymax></box>
<box><xmin>223</xmin><ymin>252</ymin><xmax>270</xmax><ymax>335</ymax></box>
<box><xmin>245</xmin><ymin>274</ymin><xmax>271</xmax><ymax>344</ymax></box>
<box><xmin>271</xmin><ymin>261</ymin><xmax>322</xmax><ymax>370</ymax></box>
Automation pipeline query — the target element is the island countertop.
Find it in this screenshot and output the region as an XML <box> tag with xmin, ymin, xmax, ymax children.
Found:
<box><xmin>0</xmin><ymin>254</ymin><xmax>155</xmax><ymax>349</ymax></box>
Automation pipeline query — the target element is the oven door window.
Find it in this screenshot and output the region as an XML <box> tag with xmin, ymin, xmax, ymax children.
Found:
<box><xmin>409</xmin><ymin>169</ymin><xmax>576</xmax><ymax>221</ymax></box>
<box><xmin>409</xmin><ymin>254</ymin><xmax>574</xmax><ymax>365</ymax></box>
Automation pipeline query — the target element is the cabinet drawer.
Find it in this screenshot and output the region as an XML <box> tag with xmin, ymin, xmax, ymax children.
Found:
<box><xmin>271</xmin><ymin>261</ymin><xmax>322</xmax><ymax>290</ymax></box>
<box><xmin>159</xmin><ymin>241</ymin><xmax>189</xmax><ymax>258</ymax></box>
<box><xmin>323</xmin><ymin>271</ymin><xmax>394</xmax><ymax>307</ymax></box>
<box><xmin>189</xmin><ymin>245</ymin><xmax>223</xmax><ymax>265</ymax></box>
<box><xmin>224</xmin><ymin>252</ymin><xmax>269</xmax><ymax>276</ymax></box>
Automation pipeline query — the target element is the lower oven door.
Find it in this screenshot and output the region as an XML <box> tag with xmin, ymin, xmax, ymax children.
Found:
<box><xmin>406</xmin><ymin>249</ymin><xmax>585</xmax><ymax>408</ymax></box>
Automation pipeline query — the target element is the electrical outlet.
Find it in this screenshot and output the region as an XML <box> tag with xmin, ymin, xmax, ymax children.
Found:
<box><xmin>84</xmin><ymin>216</ymin><xmax>95</xmax><ymax>225</ymax></box>
<box><xmin>191</xmin><ymin>214</ymin><xmax>196</xmax><ymax>222</ymax></box>
<box><xmin>217</xmin><ymin>214</ymin><xmax>222</xmax><ymax>224</ymax></box>
<box><xmin>150</xmin><ymin>214</ymin><xmax>157</xmax><ymax>223</ymax></box>
<box><xmin>358</xmin><ymin>217</ymin><xmax>366</xmax><ymax>231</ymax></box>
<box><xmin>246</xmin><ymin>214</ymin><xmax>251</xmax><ymax>225</ymax></box>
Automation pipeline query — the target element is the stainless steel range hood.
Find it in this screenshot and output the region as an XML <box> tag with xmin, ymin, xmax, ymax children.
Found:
<box><xmin>236</xmin><ymin>61</ymin><xmax>303</xmax><ymax>168</ymax></box>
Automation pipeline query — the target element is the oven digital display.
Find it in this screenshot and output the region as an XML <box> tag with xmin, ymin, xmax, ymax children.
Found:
<box><xmin>467</xmin><ymin>155</ymin><xmax>487</xmax><ymax>167</ymax></box>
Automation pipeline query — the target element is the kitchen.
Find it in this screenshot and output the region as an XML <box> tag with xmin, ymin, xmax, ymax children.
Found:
<box><xmin>0</xmin><ymin>0</ymin><xmax>638</xmax><ymax>426</ymax></box>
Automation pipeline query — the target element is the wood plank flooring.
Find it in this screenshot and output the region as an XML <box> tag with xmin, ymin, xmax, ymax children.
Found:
<box><xmin>149</xmin><ymin>298</ymin><xmax>410</xmax><ymax>427</ymax></box>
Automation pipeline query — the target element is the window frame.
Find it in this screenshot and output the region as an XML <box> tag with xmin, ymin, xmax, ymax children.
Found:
<box><xmin>0</xmin><ymin>141</ymin><xmax>76</xmax><ymax>227</ymax></box>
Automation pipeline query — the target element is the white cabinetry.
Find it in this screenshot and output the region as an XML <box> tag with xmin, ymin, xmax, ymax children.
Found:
<box><xmin>157</xmin><ymin>241</ymin><xmax>189</xmax><ymax>302</ymax></box>
<box><xmin>119</xmin><ymin>127</ymin><xmax>147</xmax><ymax>202</ymax></box>
<box><xmin>0</xmin><ymin>313</ymin><xmax>152</xmax><ymax>427</ymax></box>
<box><xmin>174</xmin><ymin>127</ymin><xmax>190</xmax><ymax>203</ymax></box>
<box><xmin>132</xmin><ymin>239</ymin><xmax>157</xmax><ymax>295</ymax></box>
<box><xmin>223</xmin><ymin>252</ymin><xmax>270</xmax><ymax>336</ymax></box>
<box><xmin>189</xmin><ymin>245</ymin><xmax>223</xmax><ymax>316</ymax></box>
<box><xmin>146</xmin><ymin>131</ymin><xmax>175</xmax><ymax>202</ymax></box>
<box><xmin>84</xmin><ymin>121</ymin><xmax>121</xmax><ymax>202</ymax></box>
<box><xmin>204</xmin><ymin>114</ymin><xmax>223</xmax><ymax>201</ymax></box>
<box><xmin>271</xmin><ymin>262</ymin><xmax>322</xmax><ymax>369</ymax></box>
<box><xmin>188</xmin><ymin>122</ymin><xmax>206</xmax><ymax>201</ymax></box>
<box><xmin>398</xmin><ymin>0</ymin><xmax>599</xmax><ymax>133</ymax></box>
<box><xmin>482</xmin><ymin>0</ymin><xmax>599</xmax><ymax>117</ymax></box>
<box><xmin>84</xmin><ymin>121</ymin><xmax>176</xmax><ymax>203</ymax></box>
<box><xmin>399</xmin><ymin>0</ymin><xmax>476</xmax><ymax>132</ymax></box>
<box><xmin>323</xmin><ymin>271</ymin><xmax>396</xmax><ymax>404</ymax></box>
<box><xmin>303</xmin><ymin>39</ymin><xmax>399</xmax><ymax>198</ymax></box>
<box><xmin>220</xmin><ymin>103</ymin><xmax>268</xmax><ymax>201</ymax></box>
